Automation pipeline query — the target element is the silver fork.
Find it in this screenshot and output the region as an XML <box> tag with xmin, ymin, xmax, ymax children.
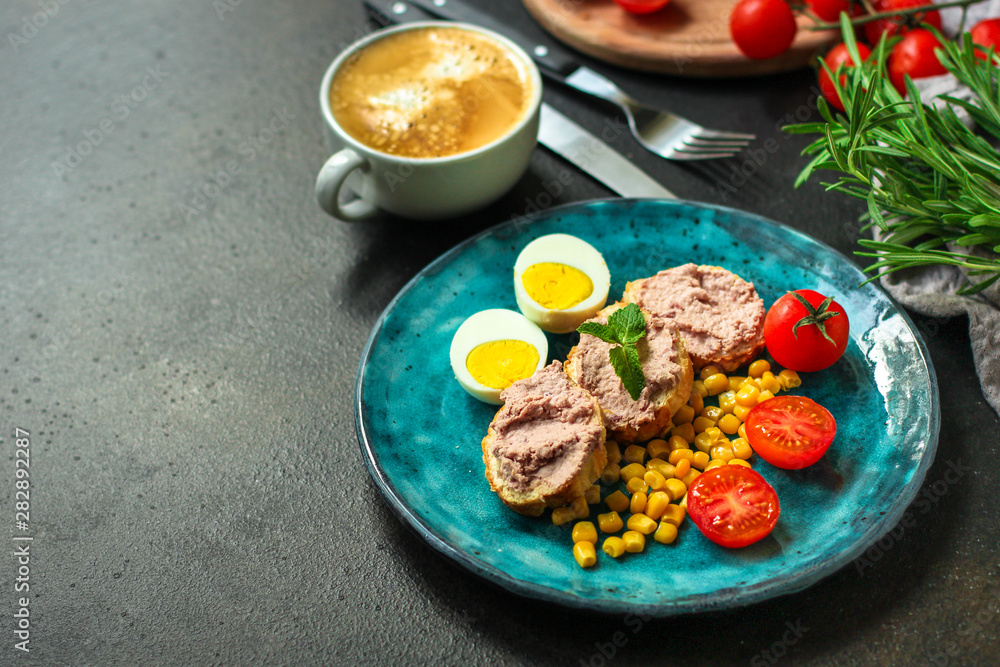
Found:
<box><xmin>400</xmin><ymin>0</ymin><xmax>755</xmax><ymax>161</ymax></box>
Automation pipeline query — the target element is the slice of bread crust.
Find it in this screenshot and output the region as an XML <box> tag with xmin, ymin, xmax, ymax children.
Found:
<box><xmin>481</xmin><ymin>366</ymin><xmax>607</xmax><ymax>517</ymax></box>
<box><xmin>564</xmin><ymin>304</ymin><xmax>694</xmax><ymax>444</ymax></box>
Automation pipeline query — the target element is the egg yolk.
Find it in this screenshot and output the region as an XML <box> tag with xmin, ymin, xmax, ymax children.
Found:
<box><xmin>521</xmin><ymin>262</ymin><xmax>593</xmax><ymax>310</ymax></box>
<box><xmin>466</xmin><ymin>340</ymin><xmax>540</xmax><ymax>390</ymax></box>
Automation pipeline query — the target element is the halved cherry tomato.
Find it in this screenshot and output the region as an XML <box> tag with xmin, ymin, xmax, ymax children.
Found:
<box><xmin>687</xmin><ymin>465</ymin><xmax>780</xmax><ymax>548</ymax></box>
<box><xmin>613</xmin><ymin>0</ymin><xmax>671</xmax><ymax>14</ymax></box>
<box><xmin>730</xmin><ymin>0</ymin><xmax>798</xmax><ymax>60</ymax></box>
<box><xmin>818</xmin><ymin>42</ymin><xmax>872</xmax><ymax>112</ymax></box>
<box><xmin>864</xmin><ymin>0</ymin><xmax>942</xmax><ymax>46</ymax></box>
<box><xmin>764</xmin><ymin>289</ymin><xmax>849</xmax><ymax>372</ymax></box>
<box><xmin>744</xmin><ymin>395</ymin><xmax>837</xmax><ymax>469</ymax></box>
<box><xmin>888</xmin><ymin>28</ymin><xmax>948</xmax><ymax>94</ymax></box>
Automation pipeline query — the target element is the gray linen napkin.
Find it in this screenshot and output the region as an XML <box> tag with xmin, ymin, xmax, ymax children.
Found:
<box><xmin>873</xmin><ymin>0</ymin><xmax>1000</xmax><ymax>416</ymax></box>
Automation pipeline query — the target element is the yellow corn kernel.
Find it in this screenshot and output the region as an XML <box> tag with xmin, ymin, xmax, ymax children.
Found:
<box><xmin>573</xmin><ymin>541</ymin><xmax>597</xmax><ymax>568</ymax></box>
<box><xmin>571</xmin><ymin>496</ymin><xmax>589</xmax><ymax>519</ymax></box>
<box><xmin>728</xmin><ymin>376</ymin><xmax>747</xmax><ymax>392</ymax></box>
<box><xmin>620</xmin><ymin>462</ymin><xmax>646</xmax><ymax>484</ymax></box>
<box><xmin>760</xmin><ymin>371</ymin><xmax>782</xmax><ymax>394</ymax></box>
<box><xmin>646</xmin><ymin>438</ymin><xmax>671</xmax><ymax>460</ymax></box>
<box><xmin>691</xmin><ymin>381</ymin><xmax>709</xmax><ymax>401</ymax></box>
<box><xmin>585</xmin><ymin>484</ymin><xmax>601</xmax><ymax>505</ymax></box>
<box><xmin>552</xmin><ymin>506</ymin><xmax>576</xmax><ymax>526</ymax></box>
<box><xmin>739</xmin><ymin>423</ymin><xmax>748</xmax><ymax>440</ymax></box>
<box><xmin>733</xmin><ymin>404</ymin><xmax>752</xmax><ymax>421</ymax></box>
<box><xmin>757</xmin><ymin>389</ymin><xmax>775</xmax><ymax>403</ymax></box>
<box><xmin>597</xmin><ymin>511</ymin><xmax>624</xmax><ymax>533</ymax></box>
<box><xmin>667</xmin><ymin>448</ymin><xmax>694</xmax><ymax>465</ymax></box>
<box><xmin>601</xmin><ymin>462</ymin><xmax>621</xmax><ymax>484</ymax></box>
<box><xmin>605</xmin><ymin>440</ymin><xmax>622</xmax><ymax>465</ymax></box>
<box><xmin>572</xmin><ymin>521</ymin><xmax>598</xmax><ymax>544</ymax></box>
<box><xmin>710</xmin><ymin>442</ymin><xmax>735</xmax><ymax>462</ymax></box>
<box><xmin>630</xmin><ymin>491</ymin><xmax>648</xmax><ymax>515</ymax></box>
<box><xmin>692</xmin><ymin>415</ymin><xmax>716</xmax><ymax>433</ymax></box>
<box><xmin>668</xmin><ymin>435</ymin><xmax>691</xmax><ymax>450</ymax></box>
<box><xmin>670</xmin><ymin>423</ymin><xmax>695</xmax><ymax>444</ymax></box>
<box><xmin>691</xmin><ymin>450</ymin><xmax>710</xmax><ymax>470</ymax></box>
<box><xmin>602</xmin><ymin>536</ymin><xmax>626</xmax><ymax>558</ymax></box>
<box><xmin>731</xmin><ymin>437</ymin><xmax>753</xmax><ymax>460</ymax></box>
<box><xmin>682</xmin><ymin>468</ymin><xmax>701</xmax><ymax>487</ymax></box>
<box><xmin>672</xmin><ymin>404</ymin><xmax>695</xmax><ymax>425</ymax></box>
<box><xmin>679</xmin><ymin>492</ymin><xmax>688</xmax><ymax>509</ymax></box>
<box><xmin>705</xmin><ymin>459</ymin><xmax>726</xmax><ymax>471</ymax></box>
<box><xmin>729</xmin><ymin>459</ymin><xmax>752</xmax><ymax>468</ymax></box>
<box><xmin>605</xmin><ymin>490</ymin><xmax>629</xmax><ymax>513</ymax></box>
<box><xmin>718</xmin><ymin>390</ymin><xmax>737</xmax><ymax>414</ymax></box>
<box><xmin>704</xmin><ymin>373</ymin><xmax>730</xmax><ymax>396</ymax></box>
<box><xmin>661</xmin><ymin>503</ymin><xmax>685</xmax><ymax>527</ymax></box>
<box><xmin>644</xmin><ymin>491</ymin><xmax>670</xmax><ymax>521</ymax></box>
<box><xmin>627</xmin><ymin>513</ymin><xmax>658</xmax><ymax>535</ymax></box>
<box><xmin>693</xmin><ymin>431</ymin><xmax>715</xmax><ymax>453</ymax></box>
<box><xmin>699</xmin><ymin>365</ymin><xmax>720</xmax><ymax>381</ymax></box>
<box><xmin>779</xmin><ymin>369</ymin><xmax>802</xmax><ymax>389</ymax></box>
<box><xmin>654</xmin><ymin>521</ymin><xmax>678</xmax><ymax>545</ymax></box>
<box><xmin>748</xmin><ymin>359</ymin><xmax>771</xmax><ymax>378</ymax></box>
<box><xmin>626</xmin><ymin>477</ymin><xmax>649</xmax><ymax>495</ymax></box>
<box><xmin>718</xmin><ymin>413</ymin><xmax>742</xmax><ymax>435</ymax></box>
<box><xmin>673</xmin><ymin>457</ymin><xmax>691</xmax><ymax>480</ymax></box>
<box><xmin>664</xmin><ymin>477</ymin><xmax>687</xmax><ymax>501</ymax></box>
<box><xmin>623</xmin><ymin>444</ymin><xmax>646</xmax><ymax>465</ymax></box>
<box><xmin>688</xmin><ymin>392</ymin><xmax>705</xmax><ymax>413</ymax></box>
<box><xmin>702</xmin><ymin>405</ymin><xmax>725</xmax><ymax>422</ymax></box>
<box><xmin>644</xmin><ymin>469</ymin><xmax>667</xmax><ymax>491</ymax></box>
<box><xmin>735</xmin><ymin>383</ymin><xmax>760</xmax><ymax>407</ymax></box>
<box><xmin>740</xmin><ymin>376</ymin><xmax>762</xmax><ymax>391</ymax></box>
<box><xmin>646</xmin><ymin>458</ymin><xmax>676</xmax><ymax>479</ymax></box>
<box><xmin>622</xmin><ymin>530</ymin><xmax>646</xmax><ymax>553</ymax></box>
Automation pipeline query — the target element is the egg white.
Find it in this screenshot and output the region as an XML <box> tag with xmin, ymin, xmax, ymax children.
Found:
<box><xmin>449</xmin><ymin>309</ymin><xmax>548</xmax><ymax>405</ymax></box>
<box><xmin>513</xmin><ymin>233</ymin><xmax>610</xmax><ymax>334</ymax></box>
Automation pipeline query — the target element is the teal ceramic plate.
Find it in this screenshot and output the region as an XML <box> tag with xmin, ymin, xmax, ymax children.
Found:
<box><xmin>355</xmin><ymin>199</ymin><xmax>939</xmax><ymax>615</ymax></box>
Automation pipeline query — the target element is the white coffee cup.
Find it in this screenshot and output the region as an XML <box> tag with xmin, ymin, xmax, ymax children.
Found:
<box><xmin>315</xmin><ymin>22</ymin><xmax>543</xmax><ymax>222</ymax></box>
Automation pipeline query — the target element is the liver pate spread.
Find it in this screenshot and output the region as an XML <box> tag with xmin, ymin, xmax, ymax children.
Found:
<box><xmin>569</xmin><ymin>311</ymin><xmax>683</xmax><ymax>430</ymax></box>
<box><xmin>625</xmin><ymin>264</ymin><xmax>764</xmax><ymax>365</ymax></box>
<box><xmin>490</xmin><ymin>361</ymin><xmax>603</xmax><ymax>492</ymax></box>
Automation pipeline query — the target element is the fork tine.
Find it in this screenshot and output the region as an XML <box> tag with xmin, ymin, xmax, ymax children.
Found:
<box><xmin>683</xmin><ymin>137</ymin><xmax>753</xmax><ymax>149</ymax></box>
<box><xmin>689</xmin><ymin>129</ymin><xmax>757</xmax><ymax>141</ymax></box>
<box><xmin>668</xmin><ymin>150</ymin><xmax>738</xmax><ymax>161</ymax></box>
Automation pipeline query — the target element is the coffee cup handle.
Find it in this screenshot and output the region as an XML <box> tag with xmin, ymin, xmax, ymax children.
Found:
<box><xmin>315</xmin><ymin>149</ymin><xmax>379</xmax><ymax>222</ymax></box>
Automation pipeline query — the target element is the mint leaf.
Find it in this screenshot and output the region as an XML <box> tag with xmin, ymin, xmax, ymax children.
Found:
<box><xmin>609</xmin><ymin>345</ymin><xmax>646</xmax><ymax>401</ymax></box>
<box><xmin>576</xmin><ymin>321</ymin><xmax>621</xmax><ymax>345</ymax></box>
<box><xmin>609</xmin><ymin>302</ymin><xmax>646</xmax><ymax>346</ymax></box>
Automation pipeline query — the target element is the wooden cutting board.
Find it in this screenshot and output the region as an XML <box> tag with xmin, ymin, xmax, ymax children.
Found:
<box><xmin>521</xmin><ymin>0</ymin><xmax>839</xmax><ymax>77</ymax></box>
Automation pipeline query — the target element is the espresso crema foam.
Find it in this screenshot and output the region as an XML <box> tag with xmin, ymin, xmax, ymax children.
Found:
<box><xmin>330</xmin><ymin>27</ymin><xmax>533</xmax><ymax>159</ymax></box>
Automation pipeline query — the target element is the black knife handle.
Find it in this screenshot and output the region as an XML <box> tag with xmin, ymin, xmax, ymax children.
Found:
<box><xmin>365</xmin><ymin>0</ymin><xmax>436</xmax><ymax>26</ymax></box>
<box><xmin>399</xmin><ymin>0</ymin><xmax>580</xmax><ymax>78</ymax></box>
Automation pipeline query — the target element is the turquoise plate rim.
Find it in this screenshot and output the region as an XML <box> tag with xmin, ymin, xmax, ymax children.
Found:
<box><xmin>354</xmin><ymin>198</ymin><xmax>941</xmax><ymax>615</ymax></box>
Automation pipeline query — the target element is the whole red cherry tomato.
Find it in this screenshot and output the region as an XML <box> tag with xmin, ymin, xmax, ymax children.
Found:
<box><xmin>970</xmin><ymin>18</ymin><xmax>1000</xmax><ymax>59</ymax></box>
<box><xmin>730</xmin><ymin>0</ymin><xmax>798</xmax><ymax>60</ymax></box>
<box><xmin>613</xmin><ymin>0</ymin><xmax>671</xmax><ymax>14</ymax></box>
<box><xmin>808</xmin><ymin>0</ymin><xmax>863</xmax><ymax>23</ymax></box>
<box><xmin>864</xmin><ymin>0</ymin><xmax>942</xmax><ymax>46</ymax></box>
<box><xmin>888</xmin><ymin>28</ymin><xmax>948</xmax><ymax>93</ymax></box>
<box><xmin>687</xmin><ymin>466</ymin><xmax>781</xmax><ymax>548</ymax></box>
<box><xmin>745</xmin><ymin>396</ymin><xmax>837</xmax><ymax>469</ymax></box>
<box><xmin>763</xmin><ymin>289</ymin><xmax>849</xmax><ymax>372</ymax></box>
<box><xmin>818</xmin><ymin>42</ymin><xmax>872</xmax><ymax>112</ymax></box>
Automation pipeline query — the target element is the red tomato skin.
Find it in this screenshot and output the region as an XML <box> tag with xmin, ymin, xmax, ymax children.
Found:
<box><xmin>970</xmin><ymin>18</ymin><xmax>1000</xmax><ymax>59</ymax></box>
<box><xmin>613</xmin><ymin>0</ymin><xmax>671</xmax><ymax>14</ymax></box>
<box><xmin>687</xmin><ymin>466</ymin><xmax>780</xmax><ymax>549</ymax></box>
<box><xmin>763</xmin><ymin>289</ymin><xmax>849</xmax><ymax>372</ymax></box>
<box><xmin>745</xmin><ymin>396</ymin><xmax>837</xmax><ymax>469</ymax></box>
<box><xmin>888</xmin><ymin>28</ymin><xmax>948</xmax><ymax>93</ymax></box>
<box><xmin>730</xmin><ymin>0</ymin><xmax>798</xmax><ymax>60</ymax></box>
<box><xmin>864</xmin><ymin>0</ymin><xmax>942</xmax><ymax>46</ymax></box>
<box><xmin>818</xmin><ymin>42</ymin><xmax>872</xmax><ymax>112</ymax></box>
<box><xmin>808</xmin><ymin>0</ymin><xmax>862</xmax><ymax>23</ymax></box>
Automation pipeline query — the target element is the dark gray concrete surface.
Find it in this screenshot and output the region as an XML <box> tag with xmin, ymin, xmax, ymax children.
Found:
<box><xmin>2</xmin><ymin>0</ymin><xmax>998</xmax><ymax>664</ymax></box>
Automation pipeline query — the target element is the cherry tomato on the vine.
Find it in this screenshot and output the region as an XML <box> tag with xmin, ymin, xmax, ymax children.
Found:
<box><xmin>730</xmin><ymin>0</ymin><xmax>798</xmax><ymax>60</ymax></box>
<box><xmin>888</xmin><ymin>28</ymin><xmax>948</xmax><ymax>93</ymax></box>
<box><xmin>686</xmin><ymin>466</ymin><xmax>781</xmax><ymax>548</ymax></box>
<box><xmin>612</xmin><ymin>0</ymin><xmax>671</xmax><ymax>14</ymax></box>
<box><xmin>744</xmin><ymin>396</ymin><xmax>837</xmax><ymax>469</ymax></box>
<box><xmin>818</xmin><ymin>42</ymin><xmax>872</xmax><ymax>112</ymax></box>
<box><xmin>970</xmin><ymin>18</ymin><xmax>1000</xmax><ymax>58</ymax></box>
<box><xmin>807</xmin><ymin>0</ymin><xmax>863</xmax><ymax>23</ymax></box>
<box><xmin>763</xmin><ymin>289</ymin><xmax>849</xmax><ymax>372</ymax></box>
<box><xmin>864</xmin><ymin>0</ymin><xmax>942</xmax><ymax>46</ymax></box>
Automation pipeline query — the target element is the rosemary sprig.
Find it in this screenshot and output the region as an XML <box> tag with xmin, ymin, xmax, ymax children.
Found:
<box><xmin>785</xmin><ymin>14</ymin><xmax>1000</xmax><ymax>295</ymax></box>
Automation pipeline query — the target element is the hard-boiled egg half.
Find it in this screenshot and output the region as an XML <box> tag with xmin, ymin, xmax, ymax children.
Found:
<box><xmin>513</xmin><ymin>234</ymin><xmax>610</xmax><ymax>334</ymax></box>
<box><xmin>449</xmin><ymin>309</ymin><xmax>548</xmax><ymax>405</ymax></box>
